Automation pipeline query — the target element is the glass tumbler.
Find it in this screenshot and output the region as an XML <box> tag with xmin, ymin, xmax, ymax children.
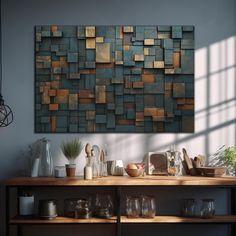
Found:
<box><xmin>181</xmin><ymin>198</ymin><xmax>197</xmax><ymax>217</ymax></box>
<box><xmin>126</xmin><ymin>196</ymin><xmax>141</xmax><ymax>218</ymax></box>
<box><xmin>141</xmin><ymin>195</ymin><xmax>156</xmax><ymax>218</ymax></box>
<box><xmin>200</xmin><ymin>199</ymin><xmax>215</xmax><ymax>218</ymax></box>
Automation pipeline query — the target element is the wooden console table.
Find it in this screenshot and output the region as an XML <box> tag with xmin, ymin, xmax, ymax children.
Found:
<box><xmin>4</xmin><ymin>175</ymin><xmax>236</xmax><ymax>236</ymax></box>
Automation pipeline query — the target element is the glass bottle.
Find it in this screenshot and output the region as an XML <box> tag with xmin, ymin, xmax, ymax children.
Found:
<box><xmin>39</xmin><ymin>139</ymin><xmax>53</xmax><ymax>176</ymax></box>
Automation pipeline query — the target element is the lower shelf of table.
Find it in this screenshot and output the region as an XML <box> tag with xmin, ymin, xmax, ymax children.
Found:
<box><xmin>10</xmin><ymin>216</ymin><xmax>117</xmax><ymax>224</ymax></box>
<box><xmin>10</xmin><ymin>215</ymin><xmax>236</xmax><ymax>224</ymax></box>
<box><xmin>121</xmin><ymin>215</ymin><xmax>236</xmax><ymax>223</ymax></box>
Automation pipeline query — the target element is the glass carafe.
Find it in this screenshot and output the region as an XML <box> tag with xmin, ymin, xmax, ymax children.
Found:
<box><xmin>39</xmin><ymin>139</ymin><xmax>53</xmax><ymax>176</ymax></box>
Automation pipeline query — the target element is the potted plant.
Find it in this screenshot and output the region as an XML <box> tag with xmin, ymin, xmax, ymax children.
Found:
<box><xmin>224</xmin><ymin>145</ymin><xmax>236</xmax><ymax>176</ymax></box>
<box><xmin>61</xmin><ymin>138</ymin><xmax>83</xmax><ymax>177</ymax></box>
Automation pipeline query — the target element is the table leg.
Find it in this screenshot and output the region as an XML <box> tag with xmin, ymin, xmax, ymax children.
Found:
<box><xmin>116</xmin><ymin>187</ymin><xmax>121</xmax><ymax>236</ymax></box>
<box><xmin>231</xmin><ymin>187</ymin><xmax>236</xmax><ymax>236</ymax></box>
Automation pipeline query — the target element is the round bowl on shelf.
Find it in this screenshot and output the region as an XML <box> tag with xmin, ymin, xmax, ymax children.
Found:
<box><xmin>125</xmin><ymin>168</ymin><xmax>144</xmax><ymax>177</ymax></box>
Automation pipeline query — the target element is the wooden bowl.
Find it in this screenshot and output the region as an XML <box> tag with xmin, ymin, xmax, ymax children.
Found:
<box><xmin>125</xmin><ymin>168</ymin><xmax>144</xmax><ymax>177</ymax></box>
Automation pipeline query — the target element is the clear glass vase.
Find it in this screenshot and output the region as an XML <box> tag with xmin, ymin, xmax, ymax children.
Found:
<box><xmin>39</xmin><ymin>139</ymin><xmax>53</xmax><ymax>177</ymax></box>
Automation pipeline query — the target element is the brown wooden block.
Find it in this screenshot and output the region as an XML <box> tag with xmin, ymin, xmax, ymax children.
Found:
<box><xmin>144</xmin><ymin>48</ymin><xmax>149</xmax><ymax>56</ymax></box>
<box><xmin>96</xmin><ymin>63</ymin><xmax>114</xmax><ymax>69</ymax></box>
<box><xmin>96</xmin><ymin>43</ymin><xmax>111</xmax><ymax>63</ymax></box>
<box><xmin>69</xmin><ymin>73</ymin><xmax>80</xmax><ymax>79</ymax></box>
<box><xmin>133</xmin><ymin>81</ymin><xmax>144</xmax><ymax>88</ymax></box>
<box><xmin>85</xmin><ymin>26</ymin><xmax>95</xmax><ymax>37</ymax></box>
<box><xmin>177</xmin><ymin>104</ymin><xmax>194</xmax><ymax>110</ymax></box>
<box><xmin>49</xmin><ymin>90</ymin><xmax>56</xmax><ymax>96</ymax></box>
<box><xmin>79</xmin><ymin>98</ymin><xmax>95</xmax><ymax>104</ymax></box>
<box><xmin>86</xmin><ymin>111</ymin><xmax>96</xmax><ymax>120</ymax></box>
<box><xmin>96</xmin><ymin>85</ymin><xmax>106</xmax><ymax>103</ymax></box>
<box><xmin>123</xmin><ymin>45</ymin><xmax>130</xmax><ymax>51</ymax></box>
<box><xmin>173</xmin><ymin>83</ymin><xmax>185</xmax><ymax>97</ymax></box>
<box><xmin>167</xmin><ymin>112</ymin><xmax>174</xmax><ymax>118</ymax></box>
<box><xmin>144</xmin><ymin>95</ymin><xmax>155</xmax><ymax>106</ymax></box>
<box><xmin>60</xmin><ymin>61</ymin><xmax>68</xmax><ymax>68</ymax></box>
<box><xmin>141</xmin><ymin>74</ymin><xmax>155</xmax><ymax>83</ymax></box>
<box><xmin>69</xmin><ymin>94</ymin><xmax>78</xmax><ymax>110</ymax></box>
<box><xmin>36</xmin><ymin>56</ymin><xmax>51</xmax><ymax>63</ymax></box>
<box><xmin>107</xmin><ymin>92</ymin><xmax>115</xmax><ymax>103</ymax></box>
<box><xmin>36</xmin><ymin>62</ymin><xmax>43</xmax><ymax>69</ymax></box>
<box><xmin>185</xmin><ymin>98</ymin><xmax>194</xmax><ymax>104</ymax></box>
<box><xmin>136</xmin><ymin>112</ymin><xmax>144</xmax><ymax>121</ymax></box>
<box><xmin>78</xmin><ymin>90</ymin><xmax>95</xmax><ymax>99</ymax></box>
<box><xmin>116</xmin><ymin>61</ymin><xmax>124</xmax><ymax>65</ymax></box>
<box><xmin>52</xmin><ymin>61</ymin><xmax>60</xmax><ymax>68</ymax></box>
<box><xmin>57</xmin><ymin>89</ymin><xmax>69</xmax><ymax>97</ymax></box>
<box><xmin>144</xmin><ymin>108</ymin><xmax>164</xmax><ymax>117</ymax></box>
<box><xmin>49</xmin><ymin>103</ymin><xmax>59</xmax><ymax>111</ymax></box>
<box><xmin>117</xmin><ymin>119</ymin><xmax>134</xmax><ymax>125</ymax></box>
<box><xmin>96</xmin><ymin>37</ymin><xmax>104</xmax><ymax>43</ymax></box>
<box><xmin>39</xmin><ymin>86</ymin><xmax>44</xmax><ymax>93</ymax></box>
<box><xmin>51</xmin><ymin>25</ymin><xmax>58</xmax><ymax>32</ymax></box>
<box><xmin>134</xmin><ymin>54</ymin><xmax>144</xmax><ymax>61</ymax></box>
<box><xmin>79</xmin><ymin>69</ymin><xmax>96</xmax><ymax>74</ymax></box>
<box><xmin>123</xmin><ymin>26</ymin><xmax>134</xmax><ymax>33</ymax></box>
<box><xmin>165</xmin><ymin>83</ymin><xmax>172</xmax><ymax>91</ymax></box>
<box><xmin>41</xmin><ymin>93</ymin><xmax>50</xmax><ymax>104</ymax></box>
<box><xmin>165</xmin><ymin>69</ymin><xmax>175</xmax><ymax>74</ymax></box>
<box><xmin>153</xmin><ymin>61</ymin><xmax>165</xmax><ymax>68</ymax></box>
<box><xmin>51</xmin><ymin>116</ymin><xmax>56</xmax><ymax>133</ymax></box>
<box><xmin>153</xmin><ymin>116</ymin><xmax>165</xmax><ymax>121</ymax></box>
<box><xmin>124</xmin><ymin>103</ymin><xmax>135</xmax><ymax>109</ymax></box>
<box><xmin>87</xmin><ymin>121</ymin><xmax>95</xmax><ymax>132</ymax></box>
<box><xmin>177</xmin><ymin>98</ymin><xmax>186</xmax><ymax>104</ymax></box>
<box><xmin>51</xmin><ymin>81</ymin><xmax>60</xmax><ymax>89</ymax></box>
<box><xmin>136</xmin><ymin>121</ymin><xmax>144</xmax><ymax>126</ymax></box>
<box><xmin>173</xmin><ymin>52</ymin><xmax>180</xmax><ymax>68</ymax></box>
<box><xmin>115</xmin><ymin>51</ymin><xmax>123</xmax><ymax>62</ymax></box>
<box><xmin>86</xmin><ymin>38</ymin><xmax>96</xmax><ymax>49</ymax></box>
<box><xmin>54</xmin><ymin>75</ymin><xmax>61</xmax><ymax>80</ymax></box>
<box><xmin>55</xmin><ymin>96</ymin><xmax>68</xmax><ymax>104</ymax></box>
<box><xmin>157</xmin><ymin>32</ymin><xmax>171</xmax><ymax>39</ymax></box>
<box><xmin>144</xmin><ymin>39</ymin><xmax>154</xmax><ymax>45</ymax></box>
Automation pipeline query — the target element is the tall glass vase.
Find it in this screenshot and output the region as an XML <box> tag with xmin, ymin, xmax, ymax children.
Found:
<box><xmin>39</xmin><ymin>139</ymin><xmax>53</xmax><ymax>177</ymax></box>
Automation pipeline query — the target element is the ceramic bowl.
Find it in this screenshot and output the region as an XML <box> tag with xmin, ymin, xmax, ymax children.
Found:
<box><xmin>125</xmin><ymin>168</ymin><xmax>144</xmax><ymax>177</ymax></box>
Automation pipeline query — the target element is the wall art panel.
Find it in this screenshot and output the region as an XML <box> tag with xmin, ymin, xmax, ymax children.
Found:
<box><xmin>35</xmin><ymin>25</ymin><xmax>194</xmax><ymax>133</ymax></box>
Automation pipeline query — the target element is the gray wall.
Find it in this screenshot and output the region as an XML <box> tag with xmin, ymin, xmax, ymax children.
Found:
<box><xmin>1</xmin><ymin>0</ymin><xmax>236</xmax><ymax>235</ymax></box>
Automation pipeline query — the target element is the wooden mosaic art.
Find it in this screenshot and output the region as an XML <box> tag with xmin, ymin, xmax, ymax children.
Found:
<box><xmin>35</xmin><ymin>25</ymin><xmax>194</xmax><ymax>133</ymax></box>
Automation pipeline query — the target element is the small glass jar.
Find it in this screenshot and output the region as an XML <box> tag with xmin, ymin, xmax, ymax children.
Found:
<box><xmin>126</xmin><ymin>196</ymin><xmax>141</xmax><ymax>218</ymax></box>
<box><xmin>95</xmin><ymin>194</ymin><xmax>113</xmax><ymax>218</ymax></box>
<box><xmin>200</xmin><ymin>199</ymin><xmax>215</xmax><ymax>218</ymax></box>
<box><xmin>181</xmin><ymin>198</ymin><xmax>197</xmax><ymax>217</ymax></box>
<box><xmin>75</xmin><ymin>199</ymin><xmax>92</xmax><ymax>219</ymax></box>
<box><xmin>64</xmin><ymin>198</ymin><xmax>80</xmax><ymax>218</ymax></box>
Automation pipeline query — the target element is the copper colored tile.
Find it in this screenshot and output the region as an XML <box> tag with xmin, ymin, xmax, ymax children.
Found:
<box><xmin>49</xmin><ymin>104</ymin><xmax>59</xmax><ymax>111</ymax></box>
<box><xmin>51</xmin><ymin>116</ymin><xmax>56</xmax><ymax>132</ymax></box>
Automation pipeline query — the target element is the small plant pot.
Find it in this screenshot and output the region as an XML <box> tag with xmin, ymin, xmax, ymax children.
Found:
<box><xmin>66</xmin><ymin>164</ymin><xmax>76</xmax><ymax>177</ymax></box>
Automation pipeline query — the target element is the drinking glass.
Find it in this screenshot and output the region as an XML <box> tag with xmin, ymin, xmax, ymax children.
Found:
<box><xmin>126</xmin><ymin>196</ymin><xmax>141</xmax><ymax>218</ymax></box>
<box><xmin>181</xmin><ymin>198</ymin><xmax>197</xmax><ymax>217</ymax></box>
<box><xmin>141</xmin><ymin>195</ymin><xmax>156</xmax><ymax>218</ymax></box>
<box><xmin>200</xmin><ymin>199</ymin><xmax>215</xmax><ymax>218</ymax></box>
<box><xmin>75</xmin><ymin>198</ymin><xmax>92</xmax><ymax>219</ymax></box>
<box><xmin>95</xmin><ymin>194</ymin><xmax>113</xmax><ymax>218</ymax></box>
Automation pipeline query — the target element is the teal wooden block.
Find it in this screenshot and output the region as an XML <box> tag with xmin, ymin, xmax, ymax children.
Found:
<box><xmin>164</xmin><ymin>49</ymin><xmax>173</xmax><ymax>65</ymax></box>
<box><xmin>105</xmin><ymin>26</ymin><xmax>116</xmax><ymax>38</ymax></box>
<box><xmin>181</xmin><ymin>39</ymin><xmax>194</xmax><ymax>49</ymax></box>
<box><xmin>41</xmin><ymin>31</ymin><xmax>51</xmax><ymax>37</ymax></box>
<box><xmin>41</xmin><ymin>116</ymin><xmax>50</xmax><ymax>123</ymax></box>
<box><xmin>131</xmin><ymin>46</ymin><xmax>143</xmax><ymax>54</ymax></box>
<box><xmin>163</xmin><ymin>39</ymin><xmax>173</xmax><ymax>49</ymax></box>
<box><xmin>40</xmin><ymin>38</ymin><xmax>51</xmax><ymax>51</ymax></box>
<box><xmin>156</xmin><ymin>94</ymin><xmax>164</xmax><ymax>107</ymax></box>
<box><xmin>79</xmin><ymin>104</ymin><xmax>95</xmax><ymax>111</ymax></box>
<box><xmin>115</xmin><ymin>125</ymin><xmax>135</xmax><ymax>132</ymax></box>
<box><xmin>107</xmin><ymin>103</ymin><xmax>115</xmax><ymax>110</ymax></box>
<box><xmin>124</xmin><ymin>61</ymin><xmax>135</xmax><ymax>66</ymax></box>
<box><xmin>127</xmin><ymin>109</ymin><xmax>136</xmax><ymax>119</ymax></box>
<box><xmin>183</xmin><ymin>26</ymin><xmax>194</xmax><ymax>32</ymax></box>
<box><xmin>96</xmin><ymin>115</ymin><xmax>107</xmax><ymax>124</ymax></box>
<box><xmin>56</xmin><ymin>116</ymin><xmax>68</xmax><ymax>128</ymax></box>
<box><xmin>124</xmin><ymin>68</ymin><xmax>131</xmax><ymax>75</ymax></box>
<box><xmin>156</xmin><ymin>48</ymin><xmax>163</xmax><ymax>60</ymax></box>
<box><xmin>107</xmin><ymin>113</ymin><xmax>115</xmax><ymax>128</ymax></box>
<box><xmin>56</xmin><ymin>127</ymin><xmax>68</xmax><ymax>132</ymax></box>
<box><xmin>77</xmin><ymin>26</ymin><xmax>85</xmax><ymax>39</ymax></box>
<box><xmin>53</xmin><ymin>31</ymin><xmax>62</xmax><ymax>37</ymax></box>
<box><xmin>172</xmin><ymin>26</ymin><xmax>182</xmax><ymax>39</ymax></box>
<box><xmin>56</xmin><ymin>51</ymin><xmax>67</xmax><ymax>56</ymax></box>
<box><xmin>51</xmin><ymin>45</ymin><xmax>59</xmax><ymax>52</ymax></box>
<box><xmin>96</xmin><ymin>26</ymin><xmax>107</xmax><ymax>37</ymax></box>
<box><xmin>59</xmin><ymin>104</ymin><xmax>68</xmax><ymax>110</ymax></box>
<box><xmin>158</xmin><ymin>26</ymin><xmax>171</xmax><ymax>31</ymax></box>
<box><xmin>144</xmin><ymin>29</ymin><xmax>158</xmax><ymax>39</ymax></box>
<box><xmin>69</xmin><ymin>124</ymin><xmax>78</xmax><ymax>133</ymax></box>
<box><xmin>181</xmin><ymin>50</ymin><xmax>194</xmax><ymax>74</ymax></box>
<box><xmin>144</xmin><ymin>83</ymin><xmax>164</xmax><ymax>94</ymax></box>
<box><xmin>60</xmin><ymin>26</ymin><xmax>77</xmax><ymax>37</ymax></box>
<box><xmin>136</xmin><ymin>32</ymin><xmax>144</xmax><ymax>41</ymax></box>
<box><xmin>144</xmin><ymin>61</ymin><xmax>153</xmax><ymax>68</ymax></box>
<box><xmin>133</xmin><ymin>41</ymin><xmax>143</xmax><ymax>46</ymax></box>
<box><xmin>130</xmin><ymin>75</ymin><xmax>141</xmax><ymax>82</ymax></box>
<box><xmin>145</xmin><ymin>56</ymin><xmax>156</xmax><ymax>62</ymax></box>
<box><xmin>165</xmin><ymin>120</ymin><xmax>180</xmax><ymax>132</ymax></box>
<box><xmin>124</xmin><ymin>95</ymin><xmax>135</xmax><ymax>102</ymax></box>
<box><xmin>85</xmin><ymin>62</ymin><xmax>96</xmax><ymax>69</ymax></box>
<box><xmin>132</xmin><ymin>68</ymin><xmax>142</xmax><ymax>75</ymax></box>
<box><xmin>35</xmin><ymin>26</ymin><xmax>42</xmax><ymax>33</ymax></box>
<box><xmin>96</xmin><ymin>68</ymin><xmax>113</xmax><ymax>79</ymax></box>
<box><xmin>115</xmin><ymin>84</ymin><xmax>124</xmax><ymax>95</ymax></box>
<box><xmin>185</xmin><ymin>83</ymin><xmax>194</xmax><ymax>98</ymax></box>
<box><xmin>67</xmin><ymin>52</ymin><xmax>78</xmax><ymax>63</ymax></box>
<box><xmin>69</xmin><ymin>38</ymin><xmax>78</xmax><ymax>51</ymax></box>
